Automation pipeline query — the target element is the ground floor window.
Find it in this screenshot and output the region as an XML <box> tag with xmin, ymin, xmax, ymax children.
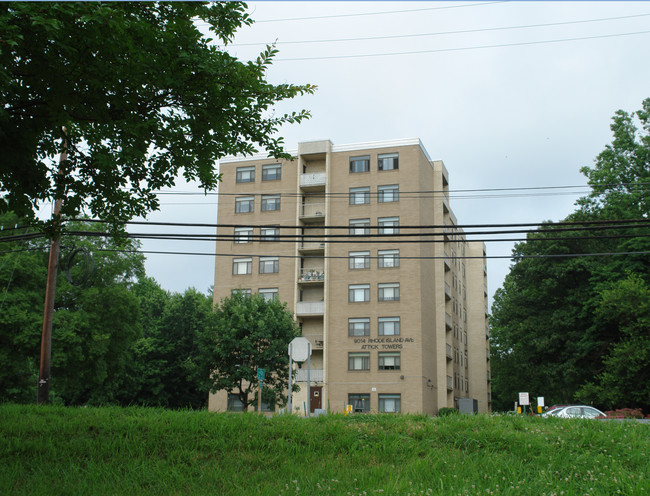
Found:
<box><xmin>378</xmin><ymin>394</ymin><xmax>401</xmax><ymax>413</ymax></box>
<box><xmin>349</xmin><ymin>394</ymin><xmax>370</xmax><ymax>413</ymax></box>
<box><xmin>227</xmin><ymin>393</ymin><xmax>244</xmax><ymax>412</ymax></box>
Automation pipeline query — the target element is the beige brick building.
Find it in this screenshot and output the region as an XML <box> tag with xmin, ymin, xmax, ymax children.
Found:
<box><xmin>208</xmin><ymin>139</ymin><xmax>491</xmax><ymax>415</ymax></box>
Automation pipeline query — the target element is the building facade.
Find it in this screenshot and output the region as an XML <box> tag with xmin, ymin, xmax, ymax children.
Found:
<box><xmin>208</xmin><ymin>139</ymin><xmax>491</xmax><ymax>414</ymax></box>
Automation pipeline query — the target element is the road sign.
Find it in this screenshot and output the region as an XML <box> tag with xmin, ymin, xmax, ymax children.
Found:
<box><xmin>289</xmin><ymin>337</ymin><xmax>312</xmax><ymax>362</ymax></box>
<box><xmin>257</xmin><ymin>368</ymin><xmax>265</xmax><ymax>381</ymax></box>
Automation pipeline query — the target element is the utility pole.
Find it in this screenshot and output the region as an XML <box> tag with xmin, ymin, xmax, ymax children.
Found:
<box><xmin>37</xmin><ymin>132</ymin><xmax>66</xmax><ymax>405</ymax></box>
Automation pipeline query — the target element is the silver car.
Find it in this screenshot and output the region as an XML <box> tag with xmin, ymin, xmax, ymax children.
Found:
<box><xmin>543</xmin><ymin>405</ymin><xmax>605</xmax><ymax>418</ymax></box>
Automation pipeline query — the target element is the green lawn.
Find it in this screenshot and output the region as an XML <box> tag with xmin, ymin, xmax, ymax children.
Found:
<box><xmin>1</xmin><ymin>405</ymin><xmax>648</xmax><ymax>495</ymax></box>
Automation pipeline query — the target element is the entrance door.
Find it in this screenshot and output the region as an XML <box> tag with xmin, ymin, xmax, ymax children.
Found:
<box><xmin>310</xmin><ymin>386</ymin><xmax>322</xmax><ymax>413</ymax></box>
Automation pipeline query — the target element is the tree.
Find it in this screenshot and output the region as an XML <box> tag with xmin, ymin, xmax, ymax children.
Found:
<box><xmin>489</xmin><ymin>98</ymin><xmax>650</xmax><ymax>412</ymax></box>
<box><xmin>201</xmin><ymin>292</ymin><xmax>299</xmax><ymax>410</ymax></box>
<box><xmin>576</xmin><ymin>275</ymin><xmax>650</xmax><ymax>411</ymax></box>
<box><xmin>0</xmin><ymin>2</ymin><xmax>315</xmax><ymax>231</ymax></box>
<box><xmin>0</xmin><ymin>214</ymin><xmax>145</xmax><ymax>404</ymax></box>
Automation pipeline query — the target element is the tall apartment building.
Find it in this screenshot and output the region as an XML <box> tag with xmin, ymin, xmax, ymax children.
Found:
<box><xmin>209</xmin><ymin>139</ymin><xmax>491</xmax><ymax>414</ymax></box>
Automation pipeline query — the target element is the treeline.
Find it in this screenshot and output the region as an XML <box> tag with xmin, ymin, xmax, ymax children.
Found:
<box><xmin>0</xmin><ymin>214</ymin><xmax>213</xmax><ymax>408</ymax></box>
<box><xmin>489</xmin><ymin>99</ymin><xmax>650</xmax><ymax>412</ymax></box>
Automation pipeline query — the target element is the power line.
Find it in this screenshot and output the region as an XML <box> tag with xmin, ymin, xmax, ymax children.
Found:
<box><xmin>231</xmin><ymin>13</ymin><xmax>650</xmax><ymax>46</ymax></box>
<box><xmin>275</xmin><ymin>30</ymin><xmax>650</xmax><ymax>61</ymax></box>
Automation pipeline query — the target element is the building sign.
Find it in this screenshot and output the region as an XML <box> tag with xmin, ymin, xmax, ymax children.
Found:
<box><xmin>354</xmin><ymin>337</ymin><xmax>415</xmax><ymax>350</ymax></box>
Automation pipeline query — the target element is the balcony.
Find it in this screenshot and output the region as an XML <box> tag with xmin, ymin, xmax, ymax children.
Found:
<box><xmin>444</xmin><ymin>252</ymin><xmax>451</xmax><ymax>271</ymax></box>
<box><xmin>445</xmin><ymin>283</ymin><xmax>451</xmax><ymax>300</ymax></box>
<box><xmin>446</xmin><ymin>344</ymin><xmax>453</xmax><ymax>361</ymax></box>
<box><xmin>300</xmin><ymin>172</ymin><xmax>326</xmax><ymax>190</ymax></box>
<box><xmin>296</xmin><ymin>301</ymin><xmax>324</xmax><ymax>316</ymax></box>
<box><xmin>447</xmin><ymin>375</ymin><xmax>453</xmax><ymax>391</ymax></box>
<box><xmin>300</xmin><ymin>203</ymin><xmax>326</xmax><ymax>223</ymax></box>
<box><xmin>296</xmin><ymin>368</ymin><xmax>324</xmax><ymax>382</ymax></box>
<box><xmin>445</xmin><ymin>312</ymin><xmax>452</xmax><ymax>330</ymax></box>
<box><xmin>298</xmin><ymin>268</ymin><xmax>324</xmax><ymax>285</ymax></box>
<box><xmin>298</xmin><ymin>241</ymin><xmax>325</xmax><ymax>254</ymax></box>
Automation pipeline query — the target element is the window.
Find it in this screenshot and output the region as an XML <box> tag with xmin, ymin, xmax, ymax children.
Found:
<box><xmin>378</xmin><ymin>283</ymin><xmax>400</xmax><ymax>301</ymax></box>
<box><xmin>259</xmin><ymin>256</ymin><xmax>279</xmax><ymax>274</ymax></box>
<box><xmin>259</xmin><ymin>288</ymin><xmax>278</xmax><ymax>301</ymax></box>
<box><xmin>378</xmin><ymin>217</ymin><xmax>399</xmax><ymax>234</ymax></box>
<box><xmin>234</xmin><ymin>227</ymin><xmax>253</xmax><ymax>243</ymax></box>
<box><xmin>262</xmin><ymin>163</ymin><xmax>281</xmax><ymax>181</ymax></box>
<box><xmin>349</xmin><ymin>218</ymin><xmax>370</xmax><ymax>236</ymax></box>
<box><xmin>378</xmin><ymin>317</ymin><xmax>400</xmax><ymax>336</ymax></box>
<box><xmin>349</xmin><ymin>251</ymin><xmax>370</xmax><ymax>270</ymax></box>
<box><xmin>349</xmin><ymin>284</ymin><xmax>370</xmax><ymax>302</ymax></box>
<box><xmin>261</xmin><ymin>194</ymin><xmax>281</xmax><ymax>211</ymax></box>
<box><xmin>349</xmin><ymin>155</ymin><xmax>370</xmax><ymax>173</ymax></box>
<box><xmin>348</xmin><ymin>318</ymin><xmax>370</xmax><ymax>337</ymax></box>
<box><xmin>378</xmin><ymin>394</ymin><xmax>401</xmax><ymax>413</ymax></box>
<box><xmin>349</xmin><ymin>186</ymin><xmax>370</xmax><ymax>205</ymax></box>
<box><xmin>261</xmin><ymin>227</ymin><xmax>279</xmax><ymax>241</ymax></box>
<box><xmin>378</xmin><ymin>153</ymin><xmax>398</xmax><ymax>171</ymax></box>
<box><xmin>378</xmin><ymin>249</ymin><xmax>399</xmax><ymax>268</ymax></box>
<box><xmin>348</xmin><ymin>352</ymin><xmax>370</xmax><ymax>371</ymax></box>
<box><xmin>378</xmin><ymin>184</ymin><xmax>399</xmax><ymax>203</ymax></box>
<box><xmin>349</xmin><ymin>394</ymin><xmax>370</xmax><ymax>413</ymax></box>
<box><xmin>236</xmin><ymin>166</ymin><xmax>255</xmax><ymax>183</ymax></box>
<box><xmin>235</xmin><ymin>196</ymin><xmax>254</xmax><ymax>213</ymax></box>
<box><xmin>378</xmin><ymin>352</ymin><xmax>401</xmax><ymax>370</ymax></box>
<box><xmin>227</xmin><ymin>393</ymin><xmax>245</xmax><ymax>411</ymax></box>
<box><xmin>231</xmin><ymin>288</ymin><xmax>251</xmax><ymax>297</ymax></box>
<box><xmin>232</xmin><ymin>258</ymin><xmax>252</xmax><ymax>275</ymax></box>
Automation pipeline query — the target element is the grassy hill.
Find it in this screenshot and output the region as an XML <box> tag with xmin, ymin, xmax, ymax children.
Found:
<box><xmin>1</xmin><ymin>405</ymin><xmax>648</xmax><ymax>495</ymax></box>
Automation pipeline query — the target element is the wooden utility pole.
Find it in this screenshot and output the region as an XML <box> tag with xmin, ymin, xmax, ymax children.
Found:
<box><xmin>37</xmin><ymin>134</ymin><xmax>66</xmax><ymax>404</ymax></box>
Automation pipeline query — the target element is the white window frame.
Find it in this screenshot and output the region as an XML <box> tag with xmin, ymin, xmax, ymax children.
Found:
<box><xmin>259</xmin><ymin>256</ymin><xmax>279</xmax><ymax>274</ymax></box>
<box><xmin>235</xmin><ymin>196</ymin><xmax>254</xmax><ymax>214</ymax></box>
<box><xmin>378</xmin><ymin>216</ymin><xmax>399</xmax><ymax>234</ymax></box>
<box><xmin>349</xmin><ymin>155</ymin><xmax>370</xmax><ymax>173</ymax></box>
<box><xmin>348</xmin><ymin>318</ymin><xmax>370</xmax><ymax>337</ymax></box>
<box><xmin>236</xmin><ymin>166</ymin><xmax>255</xmax><ymax>183</ymax></box>
<box><xmin>349</xmin><ymin>186</ymin><xmax>370</xmax><ymax>205</ymax></box>
<box><xmin>259</xmin><ymin>288</ymin><xmax>278</xmax><ymax>301</ymax></box>
<box><xmin>348</xmin><ymin>352</ymin><xmax>370</xmax><ymax>371</ymax></box>
<box><xmin>378</xmin><ymin>249</ymin><xmax>399</xmax><ymax>268</ymax></box>
<box><xmin>349</xmin><ymin>284</ymin><xmax>370</xmax><ymax>303</ymax></box>
<box><xmin>378</xmin><ymin>184</ymin><xmax>399</xmax><ymax>203</ymax></box>
<box><xmin>234</xmin><ymin>227</ymin><xmax>253</xmax><ymax>244</ymax></box>
<box><xmin>378</xmin><ymin>153</ymin><xmax>399</xmax><ymax>171</ymax></box>
<box><xmin>349</xmin><ymin>251</ymin><xmax>370</xmax><ymax>270</ymax></box>
<box><xmin>261</xmin><ymin>194</ymin><xmax>281</xmax><ymax>212</ymax></box>
<box><xmin>378</xmin><ymin>317</ymin><xmax>400</xmax><ymax>336</ymax></box>
<box><xmin>378</xmin><ymin>283</ymin><xmax>400</xmax><ymax>301</ymax></box>
<box><xmin>378</xmin><ymin>352</ymin><xmax>401</xmax><ymax>370</ymax></box>
<box><xmin>260</xmin><ymin>227</ymin><xmax>279</xmax><ymax>242</ymax></box>
<box><xmin>349</xmin><ymin>218</ymin><xmax>370</xmax><ymax>236</ymax></box>
<box><xmin>262</xmin><ymin>163</ymin><xmax>281</xmax><ymax>181</ymax></box>
<box><xmin>378</xmin><ymin>394</ymin><xmax>401</xmax><ymax>413</ymax></box>
<box><xmin>231</xmin><ymin>288</ymin><xmax>251</xmax><ymax>297</ymax></box>
<box><xmin>232</xmin><ymin>258</ymin><xmax>252</xmax><ymax>275</ymax></box>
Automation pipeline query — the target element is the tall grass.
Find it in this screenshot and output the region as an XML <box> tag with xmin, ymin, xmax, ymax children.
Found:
<box><xmin>1</xmin><ymin>405</ymin><xmax>648</xmax><ymax>495</ymax></box>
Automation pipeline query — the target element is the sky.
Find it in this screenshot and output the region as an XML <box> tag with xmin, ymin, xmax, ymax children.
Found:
<box><xmin>132</xmin><ymin>1</ymin><xmax>650</xmax><ymax>305</ymax></box>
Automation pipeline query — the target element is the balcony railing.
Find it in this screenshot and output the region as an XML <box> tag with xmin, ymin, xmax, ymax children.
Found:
<box><xmin>446</xmin><ymin>344</ymin><xmax>452</xmax><ymax>360</ymax></box>
<box><xmin>300</xmin><ymin>172</ymin><xmax>326</xmax><ymax>188</ymax></box>
<box><xmin>445</xmin><ymin>313</ymin><xmax>452</xmax><ymax>330</ymax></box>
<box><xmin>447</xmin><ymin>375</ymin><xmax>453</xmax><ymax>390</ymax></box>
<box><xmin>445</xmin><ymin>283</ymin><xmax>451</xmax><ymax>300</ymax></box>
<box><xmin>299</xmin><ymin>241</ymin><xmax>325</xmax><ymax>251</ymax></box>
<box><xmin>296</xmin><ymin>369</ymin><xmax>324</xmax><ymax>382</ymax></box>
<box><xmin>296</xmin><ymin>301</ymin><xmax>324</xmax><ymax>316</ymax></box>
<box><xmin>301</xmin><ymin>203</ymin><xmax>326</xmax><ymax>218</ymax></box>
<box><xmin>298</xmin><ymin>268</ymin><xmax>324</xmax><ymax>283</ymax></box>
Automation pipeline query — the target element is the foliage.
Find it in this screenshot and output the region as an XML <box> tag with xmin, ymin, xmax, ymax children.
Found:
<box><xmin>0</xmin><ymin>2</ymin><xmax>315</xmax><ymax>232</ymax></box>
<box><xmin>603</xmin><ymin>408</ymin><xmax>649</xmax><ymax>419</ymax></box>
<box><xmin>490</xmin><ymin>99</ymin><xmax>650</xmax><ymax>413</ymax></box>
<box><xmin>200</xmin><ymin>292</ymin><xmax>300</xmax><ymax>410</ymax></box>
<box><xmin>0</xmin><ymin>213</ymin><xmax>145</xmax><ymax>404</ymax></box>
<box><xmin>2</xmin><ymin>405</ymin><xmax>650</xmax><ymax>495</ymax></box>
<box><xmin>437</xmin><ymin>407</ymin><xmax>459</xmax><ymax>417</ymax></box>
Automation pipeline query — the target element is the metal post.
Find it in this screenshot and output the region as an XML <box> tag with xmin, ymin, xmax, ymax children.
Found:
<box><xmin>287</xmin><ymin>343</ymin><xmax>293</xmax><ymax>414</ymax></box>
<box><xmin>37</xmin><ymin>135</ymin><xmax>66</xmax><ymax>405</ymax></box>
<box><xmin>258</xmin><ymin>380</ymin><xmax>263</xmax><ymax>414</ymax></box>
<box><xmin>307</xmin><ymin>350</ymin><xmax>311</xmax><ymax>418</ymax></box>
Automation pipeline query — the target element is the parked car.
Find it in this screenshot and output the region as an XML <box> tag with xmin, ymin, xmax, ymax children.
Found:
<box><xmin>542</xmin><ymin>405</ymin><xmax>605</xmax><ymax>419</ymax></box>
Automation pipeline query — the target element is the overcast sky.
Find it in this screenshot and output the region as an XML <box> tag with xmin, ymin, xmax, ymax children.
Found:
<box><xmin>133</xmin><ymin>1</ymin><xmax>650</xmax><ymax>305</ymax></box>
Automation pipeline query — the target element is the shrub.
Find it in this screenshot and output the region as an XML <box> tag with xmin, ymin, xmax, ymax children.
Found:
<box><xmin>437</xmin><ymin>407</ymin><xmax>459</xmax><ymax>417</ymax></box>
<box><xmin>603</xmin><ymin>408</ymin><xmax>645</xmax><ymax>419</ymax></box>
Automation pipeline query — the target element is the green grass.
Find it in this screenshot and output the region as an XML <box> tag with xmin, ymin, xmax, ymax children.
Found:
<box><xmin>1</xmin><ymin>405</ymin><xmax>648</xmax><ymax>495</ymax></box>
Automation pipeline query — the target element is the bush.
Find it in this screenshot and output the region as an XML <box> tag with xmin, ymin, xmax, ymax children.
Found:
<box><xmin>603</xmin><ymin>408</ymin><xmax>647</xmax><ymax>419</ymax></box>
<box><xmin>437</xmin><ymin>407</ymin><xmax>459</xmax><ymax>417</ymax></box>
